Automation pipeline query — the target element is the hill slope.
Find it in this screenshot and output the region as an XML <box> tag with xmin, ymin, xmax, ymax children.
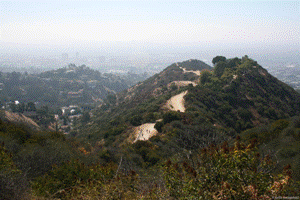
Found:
<box><xmin>71</xmin><ymin>56</ymin><xmax>300</xmax><ymax>194</ymax></box>
<box><xmin>0</xmin><ymin>110</ymin><xmax>40</xmax><ymax>131</ymax></box>
<box><xmin>184</xmin><ymin>57</ymin><xmax>300</xmax><ymax>132</ymax></box>
<box><xmin>0</xmin><ymin>64</ymin><xmax>150</xmax><ymax>108</ymax></box>
<box><xmin>116</xmin><ymin>59</ymin><xmax>212</xmax><ymax>109</ymax></box>
<box><xmin>79</xmin><ymin>56</ymin><xmax>300</xmax><ymax>148</ymax></box>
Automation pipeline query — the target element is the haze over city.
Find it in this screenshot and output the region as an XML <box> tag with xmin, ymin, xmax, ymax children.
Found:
<box><xmin>1</xmin><ymin>1</ymin><xmax>299</xmax><ymax>72</ymax></box>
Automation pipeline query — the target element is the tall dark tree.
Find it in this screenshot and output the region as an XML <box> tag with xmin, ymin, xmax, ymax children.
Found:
<box><xmin>105</xmin><ymin>94</ymin><xmax>117</xmax><ymax>105</ymax></box>
<box><xmin>17</xmin><ymin>102</ymin><xmax>25</xmax><ymax>113</ymax></box>
<box><xmin>200</xmin><ymin>70</ymin><xmax>211</xmax><ymax>85</ymax></box>
<box><xmin>212</xmin><ymin>56</ymin><xmax>226</xmax><ymax>65</ymax></box>
<box><xmin>26</xmin><ymin>102</ymin><xmax>36</xmax><ymax>111</ymax></box>
<box><xmin>81</xmin><ymin>111</ymin><xmax>90</xmax><ymax>123</ymax></box>
<box><xmin>214</xmin><ymin>61</ymin><xmax>227</xmax><ymax>77</ymax></box>
<box><xmin>10</xmin><ymin>102</ymin><xmax>17</xmax><ymax>112</ymax></box>
<box><xmin>227</xmin><ymin>57</ymin><xmax>241</xmax><ymax>68</ymax></box>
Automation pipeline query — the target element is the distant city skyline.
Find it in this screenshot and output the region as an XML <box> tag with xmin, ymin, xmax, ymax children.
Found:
<box><xmin>0</xmin><ymin>1</ymin><xmax>299</xmax><ymax>70</ymax></box>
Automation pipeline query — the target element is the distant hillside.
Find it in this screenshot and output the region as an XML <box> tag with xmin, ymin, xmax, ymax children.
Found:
<box><xmin>0</xmin><ymin>110</ymin><xmax>40</xmax><ymax>131</ymax></box>
<box><xmin>0</xmin><ymin>64</ymin><xmax>149</xmax><ymax>108</ymax></box>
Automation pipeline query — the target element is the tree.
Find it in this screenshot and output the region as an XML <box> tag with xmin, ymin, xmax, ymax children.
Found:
<box><xmin>212</xmin><ymin>56</ymin><xmax>226</xmax><ymax>65</ymax></box>
<box><xmin>154</xmin><ymin>121</ymin><xmax>164</xmax><ymax>132</ymax></box>
<box><xmin>17</xmin><ymin>102</ymin><xmax>25</xmax><ymax>113</ymax></box>
<box><xmin>37</xmin><ymin>105</ymin><xmax>49</xmax><ymax>116</ymax></box>
<box><xmin>130</xmin><ymin>115</ymin><xmax>142</xmax><ymax>126</ymax></box>
<box><xmin>105</xmin><ymin>94</ymin><xmax>117</xmax><ymax>105</ymax></box>
<box><xmin>200</xmin><ymin>70</ymin><xmax>211</xmax><ymax>84</ymax></box>
<box><xmin>214</xmin><ymin>61</ymin><xmax>227</xmax><ymax>77</ymax></box>
<box><xmin>227</xmin><ymin>57</ymin><xmax>241</xmax><ymax>68</ymax></box>
<box><xmin>26</xmin><ymin>102</ymin><xmax>36</xmax><ymax>111</ymax></box>
<box><xmin>242</xmin><ymin>55</ymin><xmax>249</xmax><ymax>62</ymax></box>
<box><xmin>10</xmin><ymin>102</ymin><xmax>17</xmax><ymax>112</ymax></box>
<box><xmin>81</xmin><ymin>111</ymin><xmax>90</xmax><ymax>123</ymax></box>
<box><xmin>163</xmin><ymin>111</ymin><xmax>181</xmax><ymax>124</ymax></box>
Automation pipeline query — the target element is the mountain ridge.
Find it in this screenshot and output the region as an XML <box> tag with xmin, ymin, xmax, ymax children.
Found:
<box><xmin>115</xmin><ymin>59</ymin><xmax>212</xmax><ymax>109</ymax></box>
<box><xmin>81</xmin><ymin>56</ymin><xmax>300</xmax><ymax>150</ymax></box>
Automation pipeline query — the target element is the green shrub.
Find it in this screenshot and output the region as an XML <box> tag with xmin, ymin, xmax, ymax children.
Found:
<box><xmin>163</xmin><ymin>111</ymin><xmax>181</xmax><ymax>124</ymax></box>
<box><xmin>214</xmin><ymin>61</ymin><xmax>227</xmax><ymax>77</ymax></box>
<box><xmin>271</xmin><ymin>119</ymin><xmax>290</xmax><ymax>132</ymax></box>
<box><xmin>0</xmin><ymin>144</ymin><xmax>29</xmax><ymax>200</ymax></box>
<box><xmin>144</xmin><ymin>113</ymin><xmax>156</xmax><ymax>123</ymax></box>
<box><xmin>129</xmin><ymin>115</ymin><xmax>143</xmax><ymax>126</ymax></box>
<box><xmin>279</xmin><ymin>148</ymin><xmax>298</xmax><ymax>158</ymax></box>
<box><xmin>98</xmin><ymin>149</ymin><xmax>113</xmax><ymax>163</ymax></box>
<box><xmin>154</xmin><ymin>121</ymin><xmax>164</xmax><ymax>132</ymax></box>
<box><xmin>32</xmin><ymin>159</ymin><xmax>116</xmax><ymax>198</ymax></box>
<box><xmin>238</xmin><ymin>108</ymin><xmax>253</xmax><ymax>120</ymax></box>
<box><xmin>163</xmin><ymin>140</ymin><xmax>300</xmax><ymax>199</ymax></box>
<box><xmin>293</xmin><ymin>128</ymin><xmax>300</xmax><ymax>141</ymax></box>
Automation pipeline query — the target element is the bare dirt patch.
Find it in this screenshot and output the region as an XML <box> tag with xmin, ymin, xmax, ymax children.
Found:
<box><xmin>179</xmin><ymin>67</ymin><xmax>201</xmax><ymax>76</ymax></box>
<box><xmin>166</xmin><ymin>91</ymin><xmax>188</xmax><ymax>112</ymax></box>
<box><xmin>168</xmin><ymin>81</ymin><xmax>197</xmax><ymax>88</ymax></box>
<box><xmin>133</xmin><ymin>123</ymin><xmax>158</xmax><ymax>143</ymax></box>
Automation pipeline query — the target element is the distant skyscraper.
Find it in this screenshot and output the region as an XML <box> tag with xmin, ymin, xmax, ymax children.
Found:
<box><xmin>76</xmin><ymin>52</ymin><xmax>80</xmax><ymax>59</ymax></box>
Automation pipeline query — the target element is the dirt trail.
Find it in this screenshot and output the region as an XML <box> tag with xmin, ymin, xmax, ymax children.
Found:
<box><xmin>179</xmin><ymin>67</ymin><xmax>201</xmax><ymax>76</ymax></box>
<box><xmin>133</xmin><ymin>123</ymin><xmax>158</xmax><ymax>143</ymax></box>
<box><xmin>4</xmin><ymin>111</ymin><xmax>40</xmax><ymax>129</ymax></box>
<box><xmin>166</xmin><ymin>91</ymin><xmax>188</xmax><ymax>112</ymax></box>
<box><xmin>168</xmin><ymin>81</ymin><xmax>197</xmax><ymax>88</ymax></box>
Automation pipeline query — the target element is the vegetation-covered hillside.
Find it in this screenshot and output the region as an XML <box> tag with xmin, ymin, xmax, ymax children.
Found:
<box><xmin>1</xmin><ymin>56</ymin><xmax>300</xmax><ymax>199</ymax></box>
<box><xmin>79</xmin><ymin>56</ymin><xmax>299</xmax><ymax>146</ymax></box>
<box><xmin>184</xmin><ymin>56</ymin><xmax>300</xmax><ymax>132</ymax></box>
<box><xmin>116</xmin><ymin>59</ymin><xmax>212</xmax><ymax>109</ymax></box>
<box><xmin>241</xmin><ymin>116</ymin><xmax>300</xmax><ymax>181</ymax></box>
<box><xmin>0</xmin><ymin>64</ymin><xmax>149</xmax><ymax>109</ymax></box>
<box><xmin>1</xmin><ymin>117</ymin><xmax>299</xmax><ymax>199</ymax></box>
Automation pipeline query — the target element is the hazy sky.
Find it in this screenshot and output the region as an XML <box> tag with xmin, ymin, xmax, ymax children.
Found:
<box><xmin>0</xmin><ymin>0</ymin><xmax>299</xmax><ymax>60</ymax></box>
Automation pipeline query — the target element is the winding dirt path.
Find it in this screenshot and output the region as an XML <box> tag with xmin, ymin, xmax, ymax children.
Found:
<box><xmin>179</xmin><ymin>67</ymin><xmax>201</xmax><ymax>76</ymax></box>
<box><xmin>166</xmin><ymin>91</ymin><xmax>188</xmax><ymax>112</ymax></box>
<box><xmin>168</xmin><ymin>81</ymin><xmax>197</xmax><ymax>88</ymax></box>
<box><xmin>133</xmin><ymin>123</ymin><xmax>158</xmax><ymax>143</ymax></box>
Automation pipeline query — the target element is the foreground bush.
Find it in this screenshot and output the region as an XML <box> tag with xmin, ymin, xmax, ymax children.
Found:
<box><xmin>32</xmin><ymin>158</ymin><xmax>168</xmax><ymax>199</ymax></box>
<box><xmin>163</xmin><ymin>139</ymin><xmax>300</xmax><ymax>199</ymax></box>
<box><xmin>0</xmin><ymin>143</ymin><xmax>30</xmax><ymax>200</ymax></box>
<box><xmin>32</xmin><ymin>159</ymin><xmax>116</xmax><ymax>198</ymax></box>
